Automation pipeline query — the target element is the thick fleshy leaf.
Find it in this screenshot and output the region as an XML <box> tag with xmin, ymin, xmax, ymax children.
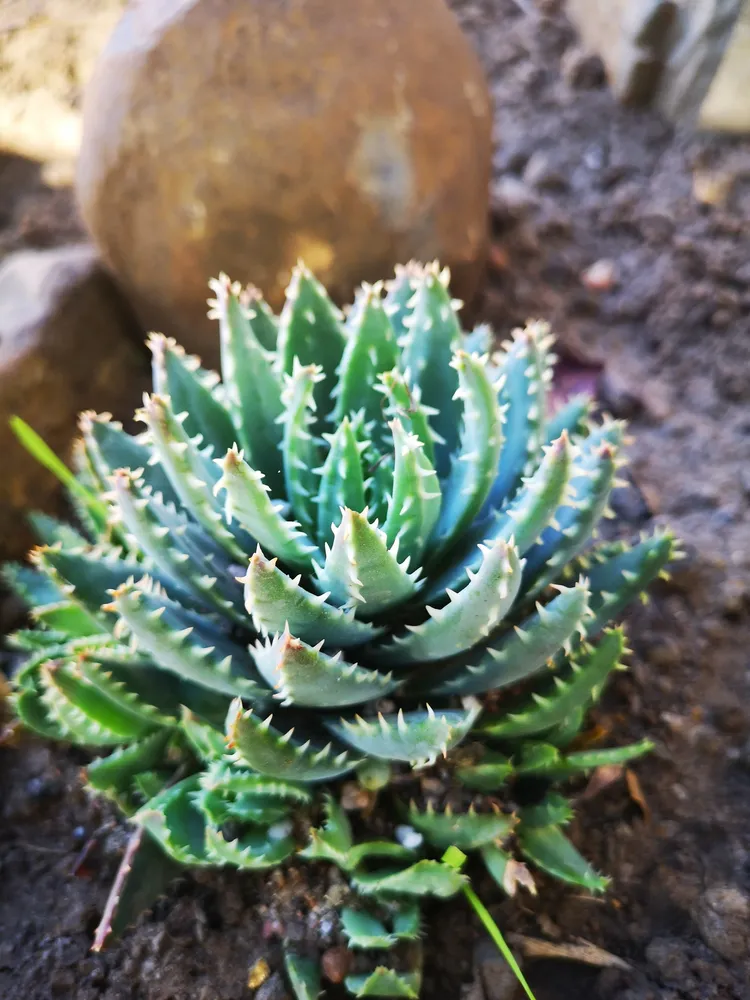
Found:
<box><xmin>300</xmin><ymin>796</ymin><xmax>413</xmax><ymax>870</ymax></box>
<box><xmin>228</xmin><ymin>701</ymin><xmax>360</xmax><ymax>781</ymax></box>
<box><xmin>275</xmin><ymin>263</ymin><xmax>347</xmax><ymax>424</ymax></box>
<box><xmin>479</xmin><ymin>627</ymin><xmax>626</xmax><ymax>739</ymax></box>
<box><xmin>517</xmin><ymin>794</ymin><xmax>608</xmax><ymax>892</ymax></box>
<box><xmin>203</xmin><ymin>822</ymin><xmax>295</xmax><ymax>869</ymax></box>
<box><xmin>137</xmin><ymin>394</ymin><xmax>247</xmax><ymax>561</ymax></box>
<box><xmin>380</xmin><ymin>539</ymin><xmax>521</xmax><ymax>665</ymax></box>
<box><xmin>211</xmin><ymin>273</ymin><xmax>278</xmax><ymax>350</ymax></box>
<box><xmin>12</xmin><ymin>682</ymin><xmax>67</xmax><ymax>740</ymax></box>
<box><xmin>522</xmin><ymin>421</ymin><xmax>623</xmax><ymax>595</ymax></box>
<box><xmin>423</xmin><ymin>431</ymin><xmax>573</xmax><ymax>603</ymax></box>
<box><xmin>40</xmin><ymin>658</ymin><xmax>171</xmax><ymax>743</ymax></box>
<box><xmin>352</xmin><ymin>860</ymin><xmax>467</xmax><ymax>899</ymax></box>
<box><xmin>180</xmin><ymin>709</ymin><xmax>229</xmax><ymax>763</ymax></box>
<box><xmin>333</xmin><ymin>282</ymin><xmax>399</xmax><ymax>425</ymax></box>
<box><xmin>209</xmin><ymin>273</ymin><xmax>285</xmax><ymax>495</ymax></box>
<box><xmin>38</xmin><ymin>661</ymin><xmax>135</xmax><ymax>747</ymax></box>
<box><xmin>86</xmin><ymin>730</ymin><xmax>172</xmax><ymax>809</ymax></box>
<box><xmin>243</xmin><ymin>546</ymin><xmax>383</xmax><ymax>646</ymax></box>
<box><xmin>340</xmin><ymin>903</ymin><xmax>420</xmax><ymax>951</ymax></box>
<box><xmin>426</xmin><ymin>578</ymin><xmax>591</xmax><ymax>697</ymax></box>
<box><xmin>345</xmin><ymin>969</ymin><xmax>421</xmax><ymax>999</ymax></box>
<box><xmin>215</xmin><ymin>447</ymin><xmax>320</xmax><ymax>572</ymax></box>
<box><xmin>200</xmin><ymin>761</ymin><xmax>311</xmax><ymax>810</ymax></box>
<box><xmin>544</xmin><ymin>393</ymin><xmax>592</xmax><ymax>445</ymax></box>
<box><xmin>572</xmin><ymin>529</ymin><xmax>677</xmax><ymax>640</ymax></box>
<box><xmin>405</xmin><ymin>802</ymin><xmax>516</xmax><ymax>850</ymax></box>
<box><xmin>340</xmin><ymin>908</ymin><xmax>397</xmax><ymax>950</ymax></box>
<box><xmin>326</xmin><ymin>703</ymin><xmax>481</xmax><ymax>768</ymax></box>
<box><xmin>374</xmin><ymin>368</ymin><xmax>438</xmax><ymax>466</ymax></box>
<box><xmin>430</xmin><ymin>351</ymin><xmax>505</xmax><ymax>553</ymax></box>
<box><xmin>79</xmin><ymin>410</ymin><xmax>179</xmax><ymax>507</ymax></box>
<box><xmin>316</xmin><ymin>416</ymin><xmax>368</xmax><ymax>545</ymax></box>
<box><xmin>484</xmin><ymin>322</ymin><xmax>554</xmax><ymax>512</ymax></box>
<box><xmin>149</xmin><ymin>334</ymin><xmax>237</xmax><ymax>459</ymax></box>
<box><xmin>108</xmin><ymin>468</ymin><xmax>245</xmax><ymax>622</ymax></box>
<box><xmin>396</xmin><ymin>263</ymin><xmax>462</xmax><ymax>474</ymax></box>
<box><xmin>107</xmin><ymin>578</ymin><xmax>268</xmax><ymax>701</ymax></box>
<box><xmin>391</xmin><ymin>902</ymin><xmax>422</xmax><ymax>940</ymax></box>
<box><xmin>514</xmin><ymin>739</ymin><xmax>653</xmax><ymax>779</ymax></box>
<box><xmin>279</xmin><ymin>359</ymin><xmax>324</xmax><ymax>534</ymax></box>
<box><xmin>382</xmin><ymin>419</ymin><xmax>441</xmax><ymax>568</ymax></box>
<box><xmin>27</xmin><ymin>511</ymin><xmax>90</xmax><ymax>549</ymax></box>
<box><xmin>455</xmin><ymin>750</ymin><xmax>514</xmax><ymax>792</ymax></box>
<box><xmin>494</xmin><ymin>431</ymin><xmax>576</xmax><ymax>557</ymax></box>
<box><xmin>33</xmin><ymin>545</ymin><xmax>145</xmax><ymax>632</ymax></box>
<box><xmin>4</xmin><ymin>561</ymin><xmax>69</xmax><ymax>613</ymax></box>
<box><xmin>253</xmin><ymin>627</ymin><xmax>398</xmax><ymax>708</ymax></box>
<box><xmin>463</xmin><ymin>323</ymin><xmax>493</xmax><ymax>357</ymax></box>
<box><xmin>284</xmin><ymin>951</ymin><xmax>322</xmax><ymax>1000</ymax></box>
<box><xmin>134</xmin><ymin>775</ymin><xmax>211</xmax><ymax>866</ymax></box>
<box><xmin>314</xmin><ymin>508</ymin><xmax>421</xmax><ymax>617</ymax></box>
<box><xmin>383</xmin><ymin>262</ymin><xmax>422</xmax><ymax>340</ymax></box>
<box><xmin>543</xmin><ymin>708</ymin><xmax>586</xmax><ymax>748</ymax></box>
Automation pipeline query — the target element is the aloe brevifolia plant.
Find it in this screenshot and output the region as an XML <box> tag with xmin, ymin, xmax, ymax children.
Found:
<box><xmin>6</xmin><ymin>261</ymin><xmax>676</xmax><ymax>999</ymax></box>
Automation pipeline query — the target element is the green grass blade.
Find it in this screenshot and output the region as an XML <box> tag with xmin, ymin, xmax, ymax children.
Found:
<box><xmin>10</xmin><ymin>416</ymin><xmax>110</xmax><ymax>529</ymax></box>
<box><xmin>442</xmin><ymin>846</ymin><xmax>538</xmax><ymax>1000</ymax></box>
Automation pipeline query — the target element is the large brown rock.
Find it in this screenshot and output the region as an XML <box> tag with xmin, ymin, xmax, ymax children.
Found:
<box><xmin>75</xmin><ymin>0</ymin><xmax>493</xmax><ymax>367</ymax></box>
<box><xmin>0</xmin><ymin>244</ymin><xmax>149</xmax><ymax>561</ymax></box>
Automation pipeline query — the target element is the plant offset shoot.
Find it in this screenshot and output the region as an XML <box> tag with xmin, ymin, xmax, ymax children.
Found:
<box><xmin>6</xmin><ymin>261</ymin><xmax>677</xmax><ymax>998</ymax></box>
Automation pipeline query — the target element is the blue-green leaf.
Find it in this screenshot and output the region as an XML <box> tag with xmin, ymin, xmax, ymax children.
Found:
<box><xmin>209</xmin><ymin>273</ymin><xmax>285</xmax><ymax>495</ymax></box>
<box><xmin>149</xmin><ymin>333</ymin><xmax>237</xmax><ymax>459</ymax></box>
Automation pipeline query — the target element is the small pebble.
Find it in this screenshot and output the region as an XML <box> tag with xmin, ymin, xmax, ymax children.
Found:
<box><xmin>692</xmin><ymin>169</ymin><xmax>733</xmax><ymax>206</ymax></box>
<box><xmin>474</xmin><ymin>938</ymin><xmax>523</xmax><ymax>1000</ymax></box>
<box><xmin>255</xmin><ymin>971</ymin><xmax>291</xmax><ymax>1000</ymax></box>
<box><xmin>582</xmin><ymin>259</ymin><xmax>617</xmax><ymax>292</ymax></box>
<box><xmin>491</xmin><ymin>176</ymin><xmax>539</xmax><ymax>218</ymax></box>
<box><xmin>640</xmin><ymin>379</ymin><xmax>672</xmax><ymax>422</ymax></box>
<box><xmin>395</xmin><ymin>825</ymin><xmax>424</xmax><ymax>850</ymax></box>
<box><xmin>339</xmin><ymin>782</ymin><xmax>372</xmax><ymax>811</ymax></box>
<box><xmin>321</xmin><ymin>945</ymin><xmax>352</xmax><ymax>984</ymax></box>
<box><xmin>523</xmin><ymin>151</ymin><xmax>568</xmax><ymax>191</ymax></box>
<box><xmin>693</xmin><ymin>885</ymin><xmax>750</xmax><ymax>961</ymax></box>
<box><xmin>247</xmin><ymin>957</ymin><xmax>271</xmax><ymax>991</ymax></box>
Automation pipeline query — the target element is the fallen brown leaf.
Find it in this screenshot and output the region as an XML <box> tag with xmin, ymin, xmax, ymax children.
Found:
<box><xmin>508</xmin><ymin>934</ymin><xmax>632</xmax><ymax>970</ymax></box>
<box><xmin>578</xmin><ymin>764</ymin><xmax>624</xmax><ymax>802</ymax></box>
<box><xmin>625</xmin><ymin>768</ymin><xmax>651</xmax><ymax>822</ymax></box>
<box><xmin>503</xmin><ymin>858</ymin><xmax>538</xmax><ymax>897</ymax></box>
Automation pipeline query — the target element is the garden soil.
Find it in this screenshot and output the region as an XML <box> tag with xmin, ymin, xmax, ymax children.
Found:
<box><xmin>2</xmin><ymin>1</ymin><xmax>750</xmax><ymax>998</ymax></box>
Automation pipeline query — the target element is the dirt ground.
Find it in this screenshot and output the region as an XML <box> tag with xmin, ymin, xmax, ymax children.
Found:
<box><xmin>2</xmin><ymin>1</ymin><xmax>750</xmax><ymax>998</ymax></box>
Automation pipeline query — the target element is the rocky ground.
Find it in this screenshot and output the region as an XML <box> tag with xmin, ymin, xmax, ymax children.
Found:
<box><xmin>2</xmin><ymin>1</ymin><xmax>750</xmax><ymax>999</ymax></box>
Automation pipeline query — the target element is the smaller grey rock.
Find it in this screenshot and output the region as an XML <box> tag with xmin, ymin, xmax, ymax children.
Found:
<box><xmin>491</xmin><ymin>176</ymin><xmax>539</xmax><ymax>219</ymax></box>
<box><xmin>255</xmin><ymin>972</ymin><xmax>291</xmax><ymax>1000</ymax></box>
<box><xmin>645</xmin><ymin>937</ymin><xmax>689</xmax><ymax>984</ymax></box>
<box><xmin>0</xmin><ymin>244</ymin><xmax>148</xmax><ymax>561</ymax></box>
<box><xmin>561</xmin><ymin>45</ymin><xmax>606</xmax><ymax>88</ymax></box>
<box><xmin>522</xmin><ymin>151</ymin><xmax>568</xmax><ymax>192</ymax></box>
<box><xmin>474</xmin><ymin>939</ymin><xmax>522</xmax><ymax>1000</ymax></box>
<box><xmin>693</xmin><ymin>885</ymin><xmax>750</xmax><ymax>961</ymax></box>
